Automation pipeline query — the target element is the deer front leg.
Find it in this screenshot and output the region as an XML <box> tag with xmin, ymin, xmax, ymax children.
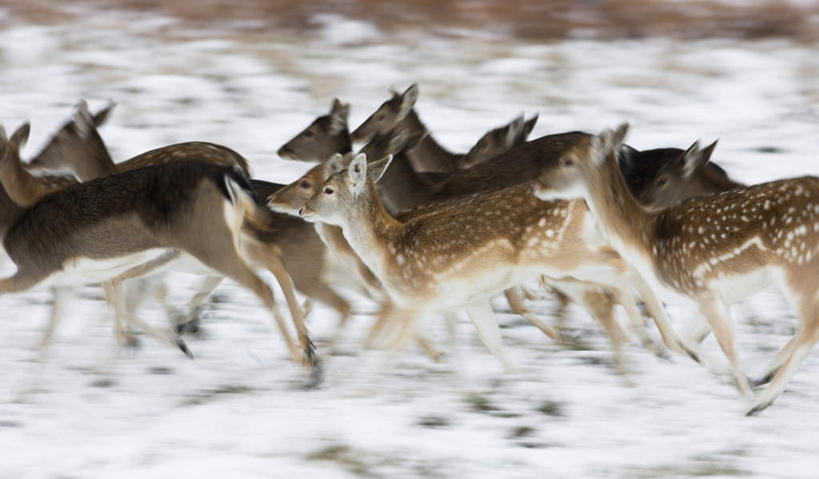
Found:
<box><xmin>698</xmin><ymin>296</ymin><xmax>754</xmax><ymax>401</ymax></box>
<box><xmin>504</xmin><ymin>287</ymin><xmax>563</xmax><ymax>343</ymax></box>
<box><xmin>464</xmin><ymin>300</ymin><xmax>516</xmax><ymax>373</ymax></box>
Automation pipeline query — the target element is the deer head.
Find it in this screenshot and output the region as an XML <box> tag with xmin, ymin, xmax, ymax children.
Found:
<box><xmin>459</xmin><ymin>114</ymin><xmax>539</xmax><ymax>169</ymax></box>
<box><xmin>350</xmin><ymin>83</ymin><xmax>419</xmax><ymax>143</ymax></box>
<box><xmin>634</xmin><ymin>140</ymin><xmax>719</xmax><ymax>210</ymax></box>
<box><xmin>277</xmin><ymin>98</ymin><xmax>351</xmax><ymax>163</ymax></box>
<box><xmin>27</xmin><ymin>100</ymin><xmax>116</xmax><ymax>180</ymax></box>
<box><xmin>533</xmin><ymin>124</ymin><xmax>629</xmax><ymax>203</ymax></box>
<box><xmin>299</xmin><ymin>153</ymin><xmax>392</xmax><ymax>226</ymax></box>
<box><xmin>267</xmin><ymin>154</ymin><xmax>348</xmax><ymax>215</ymax></box>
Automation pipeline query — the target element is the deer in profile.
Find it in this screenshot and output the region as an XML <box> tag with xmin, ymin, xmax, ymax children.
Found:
<box><xmin>297</xmin><ymin>153</ymin><xmax>702</xmax><ymax>370</ymax></box>
<box><xmin>351</xmin><ymin>83</ymin><xmax>537</xmax><ymax>174</ymax></box>
<box><xmin>0</xmin><ymin>125</ymin><xmax>321</xmax><ymax>381</ymax></box>
<box><xmin>533</xmin><ymin>124</ymin><xmax>818</xmax><ymax>414</ymax></box>
<box><xmin>278</xmin><ymin>99</ymin><xmax>352</xmax><ymax>163</ymax></box>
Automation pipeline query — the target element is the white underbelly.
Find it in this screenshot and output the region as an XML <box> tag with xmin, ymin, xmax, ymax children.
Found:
<box><xmin>46</xmin><ymin>248</ymin><xmax>176</xmax><ymax>287</ymax></box>
<box><xmin>709</xmin><ymin>267</ymin><xmax>776</xmax><ymax>306</ymax></box>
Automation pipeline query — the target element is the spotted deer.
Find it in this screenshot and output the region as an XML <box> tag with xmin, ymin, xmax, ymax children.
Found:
<box><xmin>533</xmin><ymin>124</ymin><xmax>818</xmax><ymax>414</ymax></box>
<box><xmin>0</xmin><ymin>126</ymin><xmax>320</xmax><ymax>379</ymax></box>
<box><xmin>298</xmin><ymin>153</ymin><xmax>701</xmax><ymax>370</ymax></box>
<box><xmin>278</xmin><ymin>98</ymin><xmax>352</xmax><ymax>163</ymax></box>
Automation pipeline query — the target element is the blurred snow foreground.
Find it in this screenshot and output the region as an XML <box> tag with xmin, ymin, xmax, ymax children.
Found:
<box><xmin>0</xmin><ymin>3</ymin><xmax>819</xmax><ymax>478</ymax></box>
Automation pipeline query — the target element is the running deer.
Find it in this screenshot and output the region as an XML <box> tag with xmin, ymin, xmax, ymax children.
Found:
<box><xmin>533</xmin><ymin>124</ymin><xmax>819</xmax><ymax>414</ymax></box>
<box><xmin>351</xmin><ymin>84</ymin><xmax>535</xmax><ymax>174</ymax></box>
<box><xmin>18</xmin><ymin>103</ymin><xmax>357</xmax><ymax>353</ymax></box>
<box><xmin>298</xmin><ymin>153</ymin><xmax>700</xmax><ymax>370</ymax></box>
<box><xmin>278</xmin><ymin>99</ymin><xmax>352</xmax><ymax>163</ymax></box>
<box><xmin>0</xmin><ymin>125</ymin><xmax>320</xmax><ymax>380</ymax></box>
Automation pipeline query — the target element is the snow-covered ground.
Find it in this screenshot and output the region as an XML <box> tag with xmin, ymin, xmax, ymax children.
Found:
<box><xmin>1</xmin><ymin>8</ymin><xmax>818</xmax><ymax>478</ymax></box>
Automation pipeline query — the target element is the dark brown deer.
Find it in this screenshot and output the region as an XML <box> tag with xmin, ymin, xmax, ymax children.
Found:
<box><xmin>278</xmin><ymin>99</ymin><xmax>352</xmax><ymax>163</ymax></box>
<box><xmin>0</xmin><ymin>127</ymin><xmax>320</xmax><ymax>379</ymax></box>
<box><xmin>533</xmin><ymin>124</ymin><xmax>818</xmax><ymax>415</ymax></box>
<box><xmin>458</xmin><ymin>114</ymin><xmax>538</xmax><ymax>169</ymax></box>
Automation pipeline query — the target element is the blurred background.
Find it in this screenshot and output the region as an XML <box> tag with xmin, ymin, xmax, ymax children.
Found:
<box><xmin>1</xmin><ymin>1</ymin><xmax>818</xmax><ymax>478</ymax></box>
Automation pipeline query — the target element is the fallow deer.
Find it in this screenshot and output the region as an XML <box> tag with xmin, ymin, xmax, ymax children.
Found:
<box><xmin>0</xmin><ymin>125</ymin><xmax>321</xmax><ymax>381</ymax></box>
<box><xmin>298</xmin><ymin>153</ymin><xmax>699</xmax><ymax>370</ymax></box>
<box><xmin>351</xmin><ymin>84</ymin><xmax>538</xmax><ymax>174</ymax></box>
<box><xmin>278</xmin><ymin>98</ymin><xmax>352</xmax><ymax>163</ymax></box>
<box><xmin>533</xmin><ymin>124</ymin><xmax>818</xmax><ymax>414</ymax></box>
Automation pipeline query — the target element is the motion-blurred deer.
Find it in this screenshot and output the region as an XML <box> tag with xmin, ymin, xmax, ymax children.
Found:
<box><xmin>0</xmin><ymin>126</ymin><xmax>320</xmax><ymax>379</ymax></box>
<box><xmin>534</xmin><ymin>124</ymin><xmax>818</xmax><ymax>414</ymax></box>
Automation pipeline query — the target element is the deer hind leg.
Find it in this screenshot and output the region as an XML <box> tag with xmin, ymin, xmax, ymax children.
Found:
<box><xmin>464</xmin><ymin>301</ymin><xmax>515</xmax><ymax>373</ymax></box>
<box><xmin>748</xmin><ymin>293</ymin><xmax>819</xmax><ymax>415</ymax></box>
<box><xmin>504</xmin><ymin>287</ymin><xmax>563</xmax><ymax>343</ymax></box>
<box><xmin>245</xmin><ymin>240</ymin><xmax>316</xmax><ymax>367</ymax></box>
<box><xmin>609</xmin><ymin>286</ymin><xmax>668</xmax><ymax>358</ymax></box>
<box><xmin>299</xmin><ymin>280</ymin><xmax>351</xmax><ymax>347</ymax></box>
<box><xmin>176</xmin><ymin>275</ymin><xmax>224</xmax><ymax>334</ymax></box>
<box><xmin>699</xmin><ymin>296</ymin><xmax>754</xmax><ymax>400</ymax></box>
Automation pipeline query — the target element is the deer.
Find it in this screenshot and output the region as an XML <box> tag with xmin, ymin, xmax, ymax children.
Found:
<box><xmin>24</xmin><ymin>102</ymin><xmax>386</xmax><ymax>354</ymax></box>
<box><xmin>533</xmin><ymin>123</ymin><xmax>819</xmax><ymax>415</ymax></box>
<box><xmin>278</xmin><ymin>98</ymin><xmax>353</xmax><ymax>163</ymax></box>
<box><xmin>296</xmin><ymin>152</ymin><xmax>703</xmax><ymax>372</ymax></box>
<box><xmin>350</xmin><ymin>83</ymin><xmax>537</xmax><ymax>174</ymax></box>
<box><xmin>0</xmin><ymin>126</ymin><xmax>321</xmax><ymax>382</ymax></box>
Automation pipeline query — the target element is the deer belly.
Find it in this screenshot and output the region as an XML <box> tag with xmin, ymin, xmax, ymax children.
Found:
<box><xmin>47</xmin><ymin>248</ymin><xmax>175</xmax><ymax>287</ymax></box>
<box><xmin>708</xmin><ymin>267</ymin><xmax>776</xmax><ymax>305</ymax></box>
<box><xmin>425</xmin><ymin>267</ymin><xmax>519</xmax><ymax>309</ymax></box>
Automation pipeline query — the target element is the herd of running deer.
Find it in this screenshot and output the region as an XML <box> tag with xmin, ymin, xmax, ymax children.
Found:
<box><xmin>0</xmin><ymin>84</ymin><xmax>816</xmax><ymax>415</ymax></box>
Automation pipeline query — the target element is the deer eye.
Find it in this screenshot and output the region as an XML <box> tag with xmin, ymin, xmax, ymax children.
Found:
<box><xmin>323</xmin><ymin>186</ymin><xmax>334</xmax><ymax>195</ymax></box>
<box><xmin>561</xmin><ymin>157</ymin><xmax>575</xmax><ymax>167</ymax></box>
<box><xmin>299</xmin><ymin>180</ymin><xmax>311</xmax><ymax>189</ymax></box>
<box><xmin>656</xmin><ymin>176</ymin><xmax>668</xmax><ymax>188</ymax></box>
<box><xmin>304</xmin><ymin>130</ymin><xmax>314</xmax><ymax>139</ymax></box>
<box><xmin>375</xmin><ymin>113</ymin><xmax>384</xmax><ymax>121</ymax></box>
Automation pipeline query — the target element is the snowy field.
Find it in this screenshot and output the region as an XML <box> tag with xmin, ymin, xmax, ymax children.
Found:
<box><xmin>1</xmin><ymin>6</ymin><xmax>819</xmax><ymax>478</ymax></box>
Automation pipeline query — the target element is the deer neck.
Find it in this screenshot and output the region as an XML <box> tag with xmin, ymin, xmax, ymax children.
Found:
<box><xmin>690</xmin><ymin>165</ymin><xmax>744</xmax><ymax>197</ymax></box>
<box><xmin>581</xmin><ymin>154</ymin><xmax>655</xmax><ymax>261</ymax></box>
<box><xmin>0</xmin><ymin>153</ymin><xmax>61</xmax><ymax>208</ymax></box>
<box><xmin>338</xmin><ymin>181</ymin><xmax>401</xmax><ymax>284</ymax></box>
<box><xmin>402</xmin><ymin>110</ymin><xmax>459</xmax><ymax>173</ymax></box>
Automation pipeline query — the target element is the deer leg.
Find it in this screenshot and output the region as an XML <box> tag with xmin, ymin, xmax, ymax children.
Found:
<box><xmin>504</xmin><ymin>287</ymin><xmax>563</xmax><ymax>343</ymax></box>
<box><xmin>365</xmin><ymin>301</ymin><xmax>393</xmax><ymax>348</ymax></box>
<box><xmin>748</xmin><ymin>296</ymin><xmax>819</xmax><ymax>415</ymax></box>
<box><xmin>464</xmin><ymin>300</ymin><xmax>515</xmax><ymax>372</ymax></box>
<box><xmin>610</xmin><ymin>286</ymin><xmax>668</xmax><ymax>358</ymax></box>
<box><xmin>300</xmin><ymin>281</ymin><xmax>351</xmax><ymax>346</ymax></box>
<box><xmin>753</xmin><ymin>334</ymin><xmax>801</xmax><ymax>387</ymax></box>
<box><xmin>698</xmin><ymin>296</ymin><xmax>754</xmax><ymax>400</ymax></box>
<box><xmin>177</xmin><ymin>275</ymin><xmax>224</xmax><ymax>333</ymax></box>
<box><xmin>39</xmin><ymin>286</ymin><xmax>73</xmax><ymax>350</ymax></box>
<box><xmin>630</xmin><ymin>272</ymin><xmax>704</xmax><ymax>363</ymax></box>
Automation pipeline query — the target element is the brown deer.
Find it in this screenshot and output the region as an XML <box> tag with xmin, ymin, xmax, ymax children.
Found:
<box><xmin>351</xmin><ymin>84</ymin><xmax>538</xmax><ymax>174</ymax></box>
<box><xmin>0</xmin><ymin>126</ymin><xmax>321</xmax><ymax>380</ymax></box>
<box><xmin>297</xmin><ymin>153</ymin><xmax>700</xmax><ymax>370</ymax></box>
<box><xmin>278</xmin><ymin>99</ymin><xmax>352</xmax><ymax>163</ymax></box>
<box><xmin>533</xmin><ymin>124</ymin><xmax>819</xmax><ymax>415</ymax></box>
<box><xmin>17</xmin><ymin>103</ymin><xmax>367</xmax><ymax>355</ymax></box>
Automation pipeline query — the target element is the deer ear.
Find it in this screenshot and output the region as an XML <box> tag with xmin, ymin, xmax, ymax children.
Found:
<box><xmin>387</xmin><ymin>129</ymin><xmax>410</xmax><ymax>155</ymax></box>
<box><xmin>520</xmin><ymin>114</ymin><xmax>538</xmax><ymax>141</ymax></box>
<box><xmin>348</xmin><ymin>153</ymin><xmax>368</xmax><ymax>195</ymax></box>
<box><xmin>594</xmin><ymin>123</ymin><xmax>629</xmax><ymax>165</ymax></box>
<box><xmin>329</xmin><ymin>98</ymin><xmax>350</xmax><ymax>135</ymax></box>
<box><xmin>326</xmin><ymin>153</ymin><xmax>346</xmax><ymax>174</ymax></box>
<box><xmin>10</xmin><ymin>122</ymin><xmax>30</xmax><ymax>151</ymax></box>
<box><xmin>73</xmin><ymin>100</ymin><xmax>95</xmax><ymax>139</ymax></box>
<box><xmin>680</xmin><ymin>140</ymin><xmax>711</xmax><ymax>179</ymax></box>
<box><xmin>93</xmin><ymin>100</ymin><xmax>116</xmax><ymax>126</ymax></box>
<box><xmin>505</xmin><ymin>114</ymin><xmax>525</xmax><ymax>148</ymax></box>
<box><xmin>368</xmin><ymin>154</ymin><xmax>393</xmax><ymax>183</ymax></box>
<box><xmin>612</xmin><ymin>123</ymin><xmax>629</xmax><ymax>147</ymax></box>
<box><xmin>397</xmin><ymin>83</ymin><xmax>419</xmax><ymax>120</ymax></box>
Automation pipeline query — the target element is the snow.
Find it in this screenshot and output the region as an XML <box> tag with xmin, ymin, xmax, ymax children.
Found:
<box><xmin>1</xmin><ymin>7</ymin><xmax>819</xmax><ymax>478</ymax></box>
